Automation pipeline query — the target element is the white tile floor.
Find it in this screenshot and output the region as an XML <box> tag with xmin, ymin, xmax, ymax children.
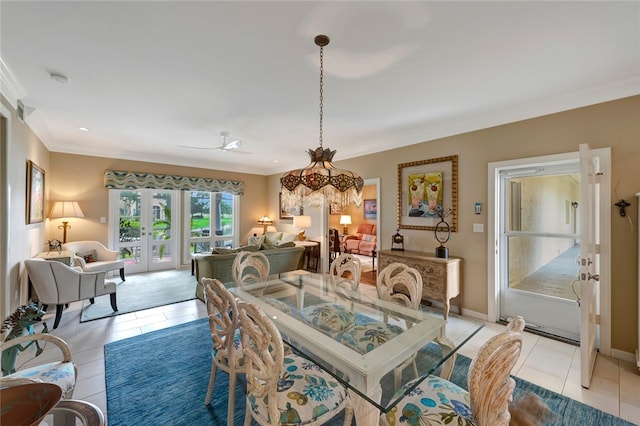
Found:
<box><xmin>35</xmin><ymin>293</ymin><xmax>639</xmax><ymax>425</ymax></box>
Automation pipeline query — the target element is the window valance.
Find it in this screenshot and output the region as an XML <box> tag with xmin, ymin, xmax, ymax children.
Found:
<box><xmin>104</xmin><ymin>170</ymin><xmax>244</xmax><ymax>195</ymax></box>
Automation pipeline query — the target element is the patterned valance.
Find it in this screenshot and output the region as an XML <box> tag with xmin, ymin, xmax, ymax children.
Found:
<box><xmin>104</xmin><ymin>170</ymin><xmax>244</xmax><ymax>195</ymax></box>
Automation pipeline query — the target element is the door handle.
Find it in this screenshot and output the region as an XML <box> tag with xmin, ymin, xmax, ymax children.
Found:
<box><xmin>580</xmin><ymin>273</ymin><xmax>599</xmax><ymax>281</ymax></box>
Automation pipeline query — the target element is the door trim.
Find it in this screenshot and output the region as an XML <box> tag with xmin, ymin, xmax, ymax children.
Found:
<box><xmin>487</xmin><ymin>149</ymin><xmax>611</xmax><ymax>355</ymax></box>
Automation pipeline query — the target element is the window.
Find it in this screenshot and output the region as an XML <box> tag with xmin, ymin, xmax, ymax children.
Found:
<box><xmin>184</xmin><ymin>191</ymin><xmax>238</xmax><ymax>259</ymax></box>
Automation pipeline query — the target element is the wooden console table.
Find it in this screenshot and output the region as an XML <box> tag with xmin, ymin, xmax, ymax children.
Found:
<box><xmin>378</xmin><ymin>249</ymin><xmax>462</xmax><ymax>319</ymax></box>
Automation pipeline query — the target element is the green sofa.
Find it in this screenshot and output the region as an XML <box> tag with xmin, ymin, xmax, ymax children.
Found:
<box><xmin>193</xmin><ymin>245</ymin><xmax>305</xmax><ymax>301</ymax></box>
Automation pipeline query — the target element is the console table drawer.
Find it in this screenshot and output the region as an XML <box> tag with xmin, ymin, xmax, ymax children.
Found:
<box><xmin>378</xmin><ymin>249</ymin><xmax>462</xmax><ymax>319</ymax></box>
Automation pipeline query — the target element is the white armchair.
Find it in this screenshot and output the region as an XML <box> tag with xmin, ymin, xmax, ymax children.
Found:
<box><xmin>62</xmin><ymin>240</ymin><xmax>125</xmax><ymax>281</ymax></box>
<box><xmin>24</xmin><ymin>258</ymin><xmax>118</xmax><ymax>329</ymax></box>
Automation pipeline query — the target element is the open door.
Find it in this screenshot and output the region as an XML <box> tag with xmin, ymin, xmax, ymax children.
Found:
<box><xmin>579</xmin><ymin>143</ymin><xmax>599</xmax><ymax>388</ymax></box>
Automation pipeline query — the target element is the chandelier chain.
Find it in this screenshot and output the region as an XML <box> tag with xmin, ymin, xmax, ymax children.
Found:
<box><xmin>319</xmin><ymin>45</ymin><xmax>324</xmax><ymax>148</ymax></box>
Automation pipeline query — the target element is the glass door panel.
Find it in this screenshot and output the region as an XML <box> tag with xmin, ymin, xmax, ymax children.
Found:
<box><xmin>113</xmin><ymin>189</ymin><xmax>178</xmax><ymax>274</ymax></box>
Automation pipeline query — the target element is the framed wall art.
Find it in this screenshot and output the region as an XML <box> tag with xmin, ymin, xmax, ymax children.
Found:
<box><xmin>397</xmin><ymin>155</ymin><xmax>458</xmax><ymax>232</ymax></box>
<box><xmin>26</xmin><ymin>160</ymin><xmax>45</xmax><ymax>224</ymax></box>
<box><xmin>363</xmin><ymin>199</ymin><xmax>377</xmax><ymax>219</ymax></box>
<box><xmin>329</xmin><ymin>203</ymin><xmax>342</xmax><ymax>215</ymax></box>
<box><xmin>279</xmin><ymin>192</ymin><xmax>303</xmax><ymax>219</ymax></box>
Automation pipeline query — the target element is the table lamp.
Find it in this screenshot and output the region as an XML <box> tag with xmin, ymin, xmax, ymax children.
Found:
<box><xmin>339</xmin><ymin>215</ymin><xmax>351</xmax><ymax>235</ymax></box>
<box><xmin>293</xmin><ymin>215</ymin><xmax>312</xmax><ymax>240</ymax></box>
<box><xmin>49</xmin><ymin>201</ymin><xmax>84</xmax><ymax>243</ymax></box>
<box><xmin>257</xmin><ymin>215</ymin><xmax>273</xmax><ymax>234</ymax></box>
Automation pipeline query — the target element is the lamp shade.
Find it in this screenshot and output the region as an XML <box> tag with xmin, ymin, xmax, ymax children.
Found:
<box><xmin>49</xmin><ymin>201</ymin><xmax>84</xmax><ymax>219</ymax></box>
<box><xmin>257</xmin><ymin>216</ymin><xmax>273</xmax><ymax>226</ymax></box>
<box><xmin>339</xmin><ymin>215</ymin><xmax>352</xmax><ymax>226</ymax></box>
<box><xmin>293</xmin><ymin>215</ymin><xmax>311</xmax><ymax>228</ymax></box>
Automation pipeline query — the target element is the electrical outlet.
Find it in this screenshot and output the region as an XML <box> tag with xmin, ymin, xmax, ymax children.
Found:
<box><xmin>100</xmin><ymin>217</ymin><xmax>107</xmax><ymax>224</ymax></box>
<box><xmin>473</xmin><ymin>223</ymin><xmax>484</xmax><ymax>233</ymax></box>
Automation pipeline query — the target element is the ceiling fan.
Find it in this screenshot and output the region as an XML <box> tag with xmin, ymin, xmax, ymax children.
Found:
<box><xmin>178</xmin><ymin>131</ymin><xmax>249</xmax><ymax>153</ymax></box>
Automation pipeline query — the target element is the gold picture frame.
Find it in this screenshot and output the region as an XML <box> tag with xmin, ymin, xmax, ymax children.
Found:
<box><xmin>26</xmin><ymin>160</ymin><xmax>45</xmax><ymax>224</ymax></box>
<box><xmin>397</xmin><ymin>155</ymin><xmax>458</xmax><ymax>232</ymax></box>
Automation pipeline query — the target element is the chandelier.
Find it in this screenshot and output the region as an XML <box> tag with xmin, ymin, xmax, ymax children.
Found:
<box><xmin>280</xmin><ymin>35</ymin><xmax>364</xmax><ymax>209</ymax></box>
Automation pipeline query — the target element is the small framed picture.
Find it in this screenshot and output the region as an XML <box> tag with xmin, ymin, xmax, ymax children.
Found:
<box><xmin>364</xmin><ymin>199</ymin><xmax>377</xmax><ymax>219</ymax></box>
<box><xmin>329</xmin><ymin>203</ymin><xmax>342</xmax><ymax>215</ymax></box>
<box><xmin>279</xmin><ymin>192</ymin><xmax>303</xmax><ymax>219</ymax></box>
<box><xmin>26</xmin><ymin>160</ymin><xmax>45</xmax><ymax>224</ymax></box>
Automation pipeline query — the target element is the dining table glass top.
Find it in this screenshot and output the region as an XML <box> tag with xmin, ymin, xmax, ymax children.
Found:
<box><xmin>228</xmin><ymin>270</ymin><xmax>483</xmax><ymax>412</ymax></box>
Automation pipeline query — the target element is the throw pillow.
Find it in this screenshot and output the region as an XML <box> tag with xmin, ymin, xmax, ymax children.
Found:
<box><xmin>264</xmin><ymin>231</ymin><xmax>283</xmax><ymax>246</ymax></box>
<box><xmin>212</xmin><ymin>247</ymin><xmax>238</xmax><ymax>254</ymax></box>
<box><xmin>280</xmin><ymin>233</ymin><xmax>298</xmax><ymax>243</ymax></box>
<box><xmin>362</xmin><ymin>234</ymin><xmax>376</xmax><ymax>242</ymax></box>
<box><xmin>248</xmin><ymin>235</ymin><xmax>266</xmax><ymax>247</ymax></box>
<box><xmin>78</xmin><ymin>249</ymin><xmax>98</xmax><ymax>263</ymax></box>
<box><xmin>274</xmin><ymin>241</ymin><xmax>296</xmax><ymax>248</ymax></box>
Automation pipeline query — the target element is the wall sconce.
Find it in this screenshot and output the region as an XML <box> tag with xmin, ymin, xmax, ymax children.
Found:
<box><xmin>49</xmin><ymin>201</ymin><xmax>85</xmax><ymax>243</ymax></box>
<box><xmin>339</xmin><ymin>215</ymin><xmax>352</xmax><ymax>235</ymax></box>
<box><xmin>293</xmin><ymin>215</ymin><xmax>312</xmax><ymax>241</ymax></box>
<box><xmin>257</xmin><ymin>215</ymin><xmax>273</xmax><ymax>234</ymax></box>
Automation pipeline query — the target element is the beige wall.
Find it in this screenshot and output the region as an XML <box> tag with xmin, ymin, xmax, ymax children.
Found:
<box><xmin>268</xmin><ymin>95</ymin><xmax>639</xmax><ymax>353</ymax></box>
<box><xmin>1</xmin><ymin>95</ymin><xmax>51</xmax><ymax>319</ymax></box>
<box><xmin>3</xmin><ymin>94</ymin><xmax>639</xmax><ymax>353</ymax></box>
<box><xmin>47</xmin><ymin>152</ymin><xmax>268</xmax><ymax>252</ymax></box>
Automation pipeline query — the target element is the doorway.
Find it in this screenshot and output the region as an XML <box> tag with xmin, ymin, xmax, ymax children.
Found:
<box><xmin>488</xmin><ymin>149</ymin><xmax>610</xmax><ymax>353</ymax></box>
<box><xmin>110</xmin><ymin>189</ymin><xmax>179</xmax><ymax>274</ymax></box>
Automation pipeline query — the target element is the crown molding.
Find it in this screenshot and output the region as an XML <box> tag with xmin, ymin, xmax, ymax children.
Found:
<box><xmin>0</xmin><ymin>57</ymin><xmax>26</xmax><ymax>107</ymax></box>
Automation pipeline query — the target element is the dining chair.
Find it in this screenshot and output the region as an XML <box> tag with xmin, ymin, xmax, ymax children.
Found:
<box><xmin>380</xmin><ymin>316</ymin><xmax>526</xmax><ymax>426</ymax></box>
<box><xmin>237</xmin><ymin>300</ymin><xmax>353</xmax><ymax>426</ymax></box>
<box><xmin>338</xmin><ymin>262</ymin><xmax>423</xmax><ymax>389</ymax></box>
<box><xmin>232</xmin><ymin>251</ymin><xmax>270</xmax><ymax>286</ymax></box>
<box><xmin>0</xmin><ymin>333</ymin><xmax>77</xmax><ymax>399</ymax></box>
<box><xmin>329</xmin><ymin>253</ymin><xmax>362</xmax><ymax>291</ymax></box>
<box><xmin>202</xmin><ymin>277</ymin><xmax>246</xmax><ymax>426</ymax></box>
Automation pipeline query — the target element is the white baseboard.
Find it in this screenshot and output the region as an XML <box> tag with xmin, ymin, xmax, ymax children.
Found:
<box><xmin>611</xmin><ymin>348</ymin><xmax>636</xmax><ymax>365</ymax></box>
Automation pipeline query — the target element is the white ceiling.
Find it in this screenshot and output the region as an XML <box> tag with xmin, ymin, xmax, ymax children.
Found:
<box><xmin>2</xmin><ymin>1</ymin><xmax>639</xmax><ymax>176</ymax></box>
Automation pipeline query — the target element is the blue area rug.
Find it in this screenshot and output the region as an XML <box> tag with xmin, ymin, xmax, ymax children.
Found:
<box><xmin>104</xmin><ymin>318</ymin><xmax>634</xmax><ymax>425</ymax></box>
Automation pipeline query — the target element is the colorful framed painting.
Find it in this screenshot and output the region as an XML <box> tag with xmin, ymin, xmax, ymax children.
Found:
<box><xmin>363</xmin><ymin>199</ymin><xmax>377</xmax><ymax>219</ymax></box>
<box><xmin>329</xmin><ymin>203</ymin><xmax>342</xmax><ymax>215</ymax></box>
<box><xmin>279</xmin><ymin>192</ymin><xmax>303</xmax><ymax>220</ymax></box>
<box><xmin>397</xmin><ymin>155</ymin><xmax>458</xmax><ymax>232</ymax></box>
<box><xmin>26</xmin><ymin>160</ymin><xmax>45</xmax><ymax>224</ymax></box>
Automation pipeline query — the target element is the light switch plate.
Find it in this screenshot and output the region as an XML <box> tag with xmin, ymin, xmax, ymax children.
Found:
<box><xmin>100</xmin><ymin>217</ymin><xmax>107</xmax><ymax>224</ymax></box>
<box><xmin>473</xmin><ymin>223</ymin><xmax>484</xmax><ymax>233</ymax></box>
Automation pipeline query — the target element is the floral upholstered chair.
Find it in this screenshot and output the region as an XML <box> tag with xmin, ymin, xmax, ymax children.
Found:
<box><xmin>0</xmin><ymin>333</ymin><xmax>77</xmax><ymax>399</ymax></box>
<box><xmin>237</xmin><ymin>300</ymin><xmax>353</xmax><ymax>426</ymax></box>
<box><xmin>232</xmin><ymin>251</ymin><xmax>269</xmax><ymax>286</ymax></box>
<box><xmin>329</xmin><ymin>253</ymin><xmax>361</xmax><ymax>291</ymax></box>
<box><xmin>380</xmin><ymin>316</ymin><xmax>526</xmax><ymax>426</ymax></box>
<box><xmin>202</xmin><ymin>278</ymin><xmax>245</xmax><ymax>426</ymax></box>
<box><xmin>338</xmin><ymin>262</ymin><xmax>422</xmax><ymax>389</ymax></box>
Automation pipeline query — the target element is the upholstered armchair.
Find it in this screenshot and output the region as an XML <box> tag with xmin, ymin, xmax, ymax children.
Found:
<box><xmin>62</xmin><ymin>240</ymin><xmax>125</xmax><ymax>281</ymax></box>
<box><xmin>343</xmin><ymin>223</ymin><xmax>377</xmax><ymax>257</ymax></box>
<box><xmin>24</xmin><ymin>258</ymin><xmax>118</xmax><ymax>329</ymax></box>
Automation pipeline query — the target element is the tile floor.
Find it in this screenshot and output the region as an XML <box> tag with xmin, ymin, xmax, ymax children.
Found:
<box><xmin>33</xmin><ymin>287</ymin><xmax>640</xmax><ymax>425</ymax></box>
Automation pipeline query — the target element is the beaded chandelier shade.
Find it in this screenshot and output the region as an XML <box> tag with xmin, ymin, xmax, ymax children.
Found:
<box><xmin>280</xmin><ymin>35</ymin><xmax>363</xmax><ymax>209</ymax></box>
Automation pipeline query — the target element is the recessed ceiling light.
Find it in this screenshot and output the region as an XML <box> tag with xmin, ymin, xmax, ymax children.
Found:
<box><xmin>78</xmin><ymin>127</ymin><xmax>89</xmax><ymax>132</ymax></box>
<box><xmin>49</xmin><ymin>72</ymin><xmax>69</xmax><ymax>84</ymax></box>
<box><xmin>273</xmin><ymin>160</ymin><xmax>279</xmax><ymax>163</ymax></box>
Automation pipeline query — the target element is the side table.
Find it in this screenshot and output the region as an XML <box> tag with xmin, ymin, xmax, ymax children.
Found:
<box><xmin>294</xmin><ymin>240</ymin><xmax>320</xmax><ymax>272</ymax></box>
<box><xmin>35</xmin><ymin>250</ymin><xmax>74</xmax><ymax>266</ymax></box>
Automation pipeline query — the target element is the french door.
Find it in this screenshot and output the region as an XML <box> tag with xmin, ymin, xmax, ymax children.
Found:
<box><xmin>111</xmin><ymin>189</ymin><xmax>179</xmax><ymax>274</ymax></box>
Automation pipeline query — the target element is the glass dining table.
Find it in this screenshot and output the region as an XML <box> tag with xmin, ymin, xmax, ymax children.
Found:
<box><xmin>229</xmin><ymin>270</ymin><xmax>483</xmax><ymax>426</ymax></box>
